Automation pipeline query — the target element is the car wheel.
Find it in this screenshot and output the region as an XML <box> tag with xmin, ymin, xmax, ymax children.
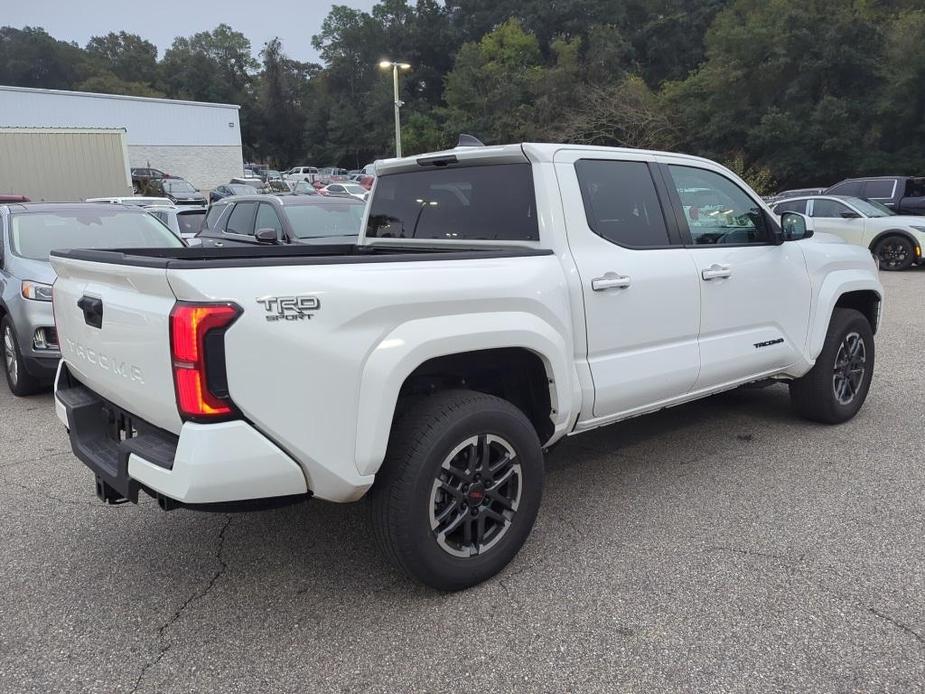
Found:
<box><xmin>369</xmin><ymin>389</ymin><xmax>544</xmax><ymax>591</ymax></box>
<box><xmin>2</xmin><ymin>316</ymin><xmax>42</xmax><ymax>396</ymax></box>
<box><xmin>789</xmin><ymin>308</ymin><xmax>874</xmax><ymax>424</ymax></box>
<box><xmin>873</xmin><ymin>235</ymin><xmax>915</xmax><ymax>270</ymax></box>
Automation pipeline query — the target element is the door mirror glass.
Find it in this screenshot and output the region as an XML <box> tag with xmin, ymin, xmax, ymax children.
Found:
<box><xmin>255</xmin><ymin>227</ymin><xmax>278</xmax><ymax>243</ymax></box>
<box><xmin>779</xmin><ymin>211</ymin><xmax>813</xmax><ymax>241</ymax></box>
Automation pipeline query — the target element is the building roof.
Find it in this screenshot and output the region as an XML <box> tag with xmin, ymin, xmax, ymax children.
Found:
<box><xmin>0</xmin><ymin>84</ymin><xmax>240</xmax><ymax>110</ymax></box>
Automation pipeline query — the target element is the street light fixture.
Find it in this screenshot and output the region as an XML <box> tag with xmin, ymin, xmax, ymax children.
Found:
<box><xmin>379</xmin><ymin>60</ymin><xmax>411</xmax><ymax>158</ymax></box>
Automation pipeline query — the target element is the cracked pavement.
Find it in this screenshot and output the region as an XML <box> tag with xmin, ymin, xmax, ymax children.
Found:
<box><xmin>1</xmin><ymin>268</ymin><xmax>923</xmax><ymax>692</ymax></box>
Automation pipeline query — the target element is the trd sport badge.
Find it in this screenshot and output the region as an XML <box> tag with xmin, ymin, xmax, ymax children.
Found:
<box><xmin>257</xmin><ymin>295</ymin><xmax>320</xmax><ymax>321</ymax></box>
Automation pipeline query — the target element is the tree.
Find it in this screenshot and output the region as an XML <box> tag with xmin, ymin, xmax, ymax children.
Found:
<box><xmin>0</xmin><ymin>26</ymin><xmax>90</xmax><ymax>89</ymax></box>
<box><xmin>559</xmin><ymin>75</ymin><xmax>679</xmax><ymax>149</ymax></box>
<box><xmin>86</xmin><ymin>32</ymin><xmax>158</xmax><ymax>84</ymax></box>
<box><xmin>443</xmin><ymin>18</ymin><xmax>543</xmax><ymax>143</ymax></box>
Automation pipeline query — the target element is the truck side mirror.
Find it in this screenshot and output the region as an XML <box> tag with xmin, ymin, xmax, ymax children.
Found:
<box><xmin>255</xmin><ymin>228</ymin><xmax>279</xmax><ymax>244</ymax></box>
<box><xmin>840</xmin><ymin>211</ymin><xmax>861</xmax><ymax>219</ymax></box>
<box><xmin>778</xmin><ymin>211</ymin><xmax>814</xmax><ymax>242</ymax></box>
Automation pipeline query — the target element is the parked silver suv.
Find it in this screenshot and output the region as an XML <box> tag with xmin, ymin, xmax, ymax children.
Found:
<box><xmin>1</xmin><ymin>203</ymin><xmax>184</xmax><ymax>395</ymax></box>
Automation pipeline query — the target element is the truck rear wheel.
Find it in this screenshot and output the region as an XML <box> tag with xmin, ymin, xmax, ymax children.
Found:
<box><xmin>369</xmin><ymin>390</ymin><xmax>544</xmax><ymax>591</ymax></box>
<box><xmin>789</xmin><ymin>308</ymin><xmax>874</xmax><ymax>424</ymax></box>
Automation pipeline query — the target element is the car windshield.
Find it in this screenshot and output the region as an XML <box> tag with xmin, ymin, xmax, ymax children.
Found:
<box><xmin>228</xmin><ymin>184</ymin><xmax>258</xmax><ymax>195</ymax></box>
<box><xmin>848</xmin><ymin>197</ymin><xmax>894</xmax><ymax>217</ymax></box>
<box><xmin>285</xmin><ymin>203</ymin><xmax>365</xmax><ymax>239</ymax></box>
<box><xmin>10</xmin><ymin>209</ymin><xmax>184</xmax><ymax>260</ymax></box>
<box><xmin>343</xmin><ymin>184</ymin><xmax>366</xmax><ymax>194</ymax></box>
<box><xmin>164</xmin><ymin>180</ymin><xmax>196</xmax><ymax>193</ymax></box>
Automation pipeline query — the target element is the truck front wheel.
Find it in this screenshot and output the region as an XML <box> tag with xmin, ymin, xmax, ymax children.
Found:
<box><xmin>789</xmin><ymin>308</ymin><xmax>875</xmax><ymax>424</ymax></box>
<box><xmin>369</xmin><ymin>390</ymin><xmax>544</xmax><ymax>591</ymax></box>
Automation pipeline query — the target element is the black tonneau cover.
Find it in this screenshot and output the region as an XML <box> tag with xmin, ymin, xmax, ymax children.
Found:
<box><xmin>49</xmin><ymin>244</ymin><xmax>553</xmax><ymax>270</ymax></box>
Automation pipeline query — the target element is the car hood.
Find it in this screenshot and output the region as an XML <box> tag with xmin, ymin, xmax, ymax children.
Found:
<box><xmin>12</xmin><ymin>255</ymin><xmax>56</xmax><ymax>283</ymax></box>
<box><xmin>874</xmin><ymin>215</ymin><xmax>925</xmax><ymax>228</ymax></box>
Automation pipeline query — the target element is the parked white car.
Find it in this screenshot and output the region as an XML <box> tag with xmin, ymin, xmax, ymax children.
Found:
<box><xmin>771</xmin><ymin>194</ymin><xmax>925</xmax><ymax>270</ymax></box>
<box><xmin>51</xmin><ymin>142</ymin><xmax>882</xmax><ymax>590</ymax></box>
<box><xmin>284</xmin><ymin>166</ymin><xmax>320</xmax><ymax>184</ymax></box>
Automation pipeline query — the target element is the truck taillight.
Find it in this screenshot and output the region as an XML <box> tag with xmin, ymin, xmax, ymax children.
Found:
<box><xmin>169</xmin><ymin>302</ymin><xmax>241</xmax><ymax>421</ymax></box>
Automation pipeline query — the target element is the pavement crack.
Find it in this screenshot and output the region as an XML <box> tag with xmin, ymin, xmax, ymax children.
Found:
<box><xmin>130</xmin><ymin>514</ymin><xmax>233</xmax><ymax>693</ymax></box>
<box><xmin>867</xmin><ymin>605</ymin><xmax>925</xmax><ymax>646</ymax></box>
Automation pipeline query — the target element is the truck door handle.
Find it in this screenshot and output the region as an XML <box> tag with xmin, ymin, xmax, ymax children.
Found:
<box><xmin>701</xmin><ymin>264</ymin><xmax>732</xmax><ymax>281</ymax></box>
<box><xmin>591</xmin><ymin>273</ymin><xmax>632</xmax><ymax>291</ymax></box>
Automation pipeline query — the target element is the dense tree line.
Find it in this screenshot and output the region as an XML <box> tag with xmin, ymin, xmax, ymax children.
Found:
<box><xmin>2</xmin><ymin>0</ymin><xmax>925</xmax><ymax>190</ymax></box>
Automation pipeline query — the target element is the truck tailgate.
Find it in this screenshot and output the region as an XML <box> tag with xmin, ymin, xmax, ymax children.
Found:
<box><xmin>51</xmin><ymin>256</ymin><xmax>182</xmax><ymax>434</ymax></box>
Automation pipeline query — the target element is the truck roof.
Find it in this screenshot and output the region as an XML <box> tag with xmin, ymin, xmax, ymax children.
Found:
<box><xmin>374</xmin><ymin>142</ymin><xmax>718</xmax><ymax>176</ymax></box>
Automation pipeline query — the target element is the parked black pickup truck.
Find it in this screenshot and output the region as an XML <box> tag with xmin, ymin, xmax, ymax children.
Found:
<box><xmin>825</xmin><ymin>176</ymin><xmax>925</xmax><ymax>215</ymax></box>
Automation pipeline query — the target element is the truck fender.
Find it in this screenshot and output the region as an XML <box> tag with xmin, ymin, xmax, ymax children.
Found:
<box><xmin>353</xmin><ymin>311</ymin><xmax>575</xmax><ymax>477</ymax></box>
<box><xmin>806</xmin><ymin>271</ymin><xmax>882</xmax><ymax>361</ymax></box>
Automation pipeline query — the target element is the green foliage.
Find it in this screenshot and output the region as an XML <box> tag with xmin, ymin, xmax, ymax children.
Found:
<box><xmin>3</xmin><ymin>0</ymin><xmax>925</xmax><ymax>188</ymax></box>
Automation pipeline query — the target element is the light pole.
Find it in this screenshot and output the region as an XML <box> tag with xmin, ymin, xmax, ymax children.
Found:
<box><xmin>379</xmin><ymin>60</ymin><xmax>411</xmax><ymax>158</ymax></box>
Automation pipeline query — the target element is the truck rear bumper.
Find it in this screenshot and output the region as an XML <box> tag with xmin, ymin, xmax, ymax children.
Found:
<box><xmin>55</xmin><ymin>363</ymin><xmax>309</xmax><ymax>507</ymax></box>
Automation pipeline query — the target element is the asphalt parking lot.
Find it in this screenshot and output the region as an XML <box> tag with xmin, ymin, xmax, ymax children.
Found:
<box><xmin>1</xmin><ymin>269</ymin><xmax>923</xmax><ymax>693</ymax></box>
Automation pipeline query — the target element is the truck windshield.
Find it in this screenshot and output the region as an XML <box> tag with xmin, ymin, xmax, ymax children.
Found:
<box><xmin>366</xmin><ymin>163</ymin><xmax>538</xmax><ymax>241</ymax></box>
<box><xmin>10</xmin><ymin>209</ymin><xmax>184</xmax><ymax>260</ymax></box>
<box><xmin>285</xmin><ymin>203</ymin><xmax>366</xmax><ymax>239</ymax></box>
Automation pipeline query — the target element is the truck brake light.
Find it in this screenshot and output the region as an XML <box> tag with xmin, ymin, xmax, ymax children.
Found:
<box><xmin>169</xmin><ymin>302</ymin><xmax>241</xmax><ymax>420</ymax></box>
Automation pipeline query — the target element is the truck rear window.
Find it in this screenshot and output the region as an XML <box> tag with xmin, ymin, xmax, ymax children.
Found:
<box><xmin>366</xmin><ymin>163</ymin><xmax>538</xmax><ymax>241</ymax></box>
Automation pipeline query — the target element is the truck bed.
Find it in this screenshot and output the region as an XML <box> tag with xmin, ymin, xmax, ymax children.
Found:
<box><xmin>50</xmin><ymin>244</ymin><xmax>553</xmax><ymax>269</ymax></box>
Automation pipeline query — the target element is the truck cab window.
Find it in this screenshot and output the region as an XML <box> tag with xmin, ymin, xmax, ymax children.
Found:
<box><xmin>367</xmin><ymin>163</ymin><xmax>538</xmax><ymax>241</ymax></box>
<box><xmin>668</xmin><ymin>165</ymin><xmax>769</xmax><ymax>245</ymax></box>
<box><xmin>574</xmin><ymin>160</ymin><xmax>671</xmax><ymax>248</ymax></box>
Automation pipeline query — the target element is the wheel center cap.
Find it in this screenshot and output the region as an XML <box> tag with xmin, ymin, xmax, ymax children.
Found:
<box><xmin>467</xmin><ymin>483</ymin><xmax>485</xmax><ymax>505</ymax></box>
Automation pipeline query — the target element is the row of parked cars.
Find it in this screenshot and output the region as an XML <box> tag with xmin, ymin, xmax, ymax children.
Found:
<box><xmin>766</xmin><ymin>175</ymin><xmax>925</xmax><ymax>271</ymax></box>
<box><xmin>1</xmin><ymin>184</ymin><xmax>371</xmax><ymax>395</ymax></box>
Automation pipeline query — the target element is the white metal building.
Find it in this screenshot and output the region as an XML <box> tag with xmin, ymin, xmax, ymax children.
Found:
<box><xmin>0</xmin><ymin>85</ymin><xmax>244</xmax><ymax>190</ymax></box>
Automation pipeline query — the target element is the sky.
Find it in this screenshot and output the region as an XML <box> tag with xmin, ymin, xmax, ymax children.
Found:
<box><xmin>3</xmin><ymin>0</ymin><xmax>379</xmax><ymax>63</ymax></box>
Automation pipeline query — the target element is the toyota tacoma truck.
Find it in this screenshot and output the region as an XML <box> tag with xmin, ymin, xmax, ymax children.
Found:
<box><xmin>50</xmin><ymin>142</ymin><xmax>883</xmax><ymax>591</ymax></box>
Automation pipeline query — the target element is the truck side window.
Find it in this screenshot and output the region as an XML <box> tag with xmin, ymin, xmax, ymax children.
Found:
<box><xmin>827</xmin><ymin>181</ymin><xmax>863</xmax><ymax>197</ymax></box>
<box><xmin>225</xmin><ymin>202</ymin><xmax>257</xmax><ymax>236</ymax></box>
<box><xmin>667</xmin><ymin>165</ymin><xmax>769</xmax><ymax>245</ymax></box>
<box><xmin>862</xmin><ymin>180</ymin><xmax>894</xmax><ymax>199</ymax></box>
<box><xmin>574</xmin><ymin>160</ymin><xmax>671</xmax><ymax>248</ymax></box>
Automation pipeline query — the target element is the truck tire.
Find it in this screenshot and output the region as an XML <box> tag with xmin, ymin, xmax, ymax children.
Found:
<box><xmin>789</xmin><ymin>308</ymin><xmax>874</xmax><ymax>424</ymax></box>
<box><xmin>873</xmin><ymin>235</ymin><xmax>915</xmax><ymax>270</ymax></box>
<box><xmin>2</xmin><ymin>316</ymin><xmax>42</xmax><ymax>396</ymax></box>
<box><xmin>369</xmin><ymin>389</ymin><xmax>544</xmax><ymax>591</ymax></box>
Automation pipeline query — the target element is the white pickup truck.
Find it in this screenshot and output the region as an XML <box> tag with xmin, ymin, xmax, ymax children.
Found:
<box><xmin>50</xmin><ymin>142</ymin><xmax>883</xmax><ymax>590</ymax></box>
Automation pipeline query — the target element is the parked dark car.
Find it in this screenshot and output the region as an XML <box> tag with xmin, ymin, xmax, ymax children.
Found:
<box><xmin>0</xmin><ymin>202</ymin><xmax>184</xmax><ymax>395</ymax></box>
<box><xmin>197</xmin><ymin>194</ymin><xmax>366</xmax><ymax>248</ymax></box>
<box><xmin>152</xmin><ymin>178</ymin><xmax>207</xmax><ymax>205</ymax></box>
<box><xmin>825</xmin><ymin>176</ymin><xmax>925</xmax><ymax>215</ymax></box>
<box><xmin>210</xmin><ymin>183</ymin><xmax>260</xmax><ymax>203</ymax></box>
<box><xmin>131</xmin><ymin>167</ymin><xmax>171</xmax><ymax>194</ymax></box>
